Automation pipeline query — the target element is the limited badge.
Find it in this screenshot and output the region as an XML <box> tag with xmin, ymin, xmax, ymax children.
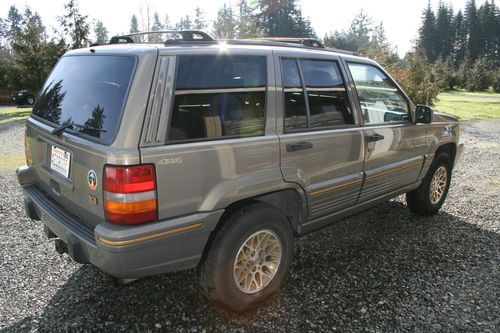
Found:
<box><xmin>87</xmin><ymin>170</ymin><xmax>97</xmax><ymax>190</ymax></box>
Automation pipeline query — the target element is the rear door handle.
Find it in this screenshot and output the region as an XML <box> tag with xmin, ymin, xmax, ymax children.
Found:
<box><xmin>287</xmin><ymin>142</ymin><xmax>313</xmax><ymax>152</ymax></box>
<box><xmin>367</xmin><ymin>134</ymin><xmax>385</xmax><ymax>142</ymax></box>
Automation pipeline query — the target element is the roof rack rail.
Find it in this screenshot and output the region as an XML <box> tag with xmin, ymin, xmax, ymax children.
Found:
<box><xmin>246</xmin><ymin>37</ymin><xmax>325</xmax><ymax>48</ymax></box>
<box><xmin>109</xmin><ymin>30</ymin><xmax>214</xmax><ymax>45</ymax></box>
<box><xmin>105</xmin><ymin>30</ymin><xmax>357</xmax><ymax>55</ymax></box>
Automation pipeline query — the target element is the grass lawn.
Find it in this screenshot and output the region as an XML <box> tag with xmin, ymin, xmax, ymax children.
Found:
<box><xmin>0</xmin><ymin>106</ymin><xmax>32</xmax><ymax>125</ymax></box>
<box><xmin>0</xmin><ymin>90</ymin><xmax>499</xmax><ymax>127</ymax></box>
<box><xmin>434</xmin><ymin>90</ymin><xmax>500</xmax><ymax>120</ymax></box>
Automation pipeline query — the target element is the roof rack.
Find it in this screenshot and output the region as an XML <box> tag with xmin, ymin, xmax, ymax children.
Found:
<box><xmin>104</xmin><ymin>30</ymin><xmax>356</xmax><ymax>55</ymax></box>
<box><xmin>246</xmin><ymin>37</ymin><xmax>325</xmax><ymax>48</ymax></box>
<box><xmin>109</xmin><ymin>30</ymin><xmax>214</xmax><ymax>45</ymax></box>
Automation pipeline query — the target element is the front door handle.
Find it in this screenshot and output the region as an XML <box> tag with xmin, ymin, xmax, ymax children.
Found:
<box><xmin>367</xmin><ymin>134</ymin><xmax>385</xmax><ymax>142</ymax></box>
<box><xmin>287</xmin><ymin>141</ymin><xmax>313</xmax><ymax>152</ymax></box>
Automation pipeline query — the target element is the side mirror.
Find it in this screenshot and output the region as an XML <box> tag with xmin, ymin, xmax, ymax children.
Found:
<box><xmin>415</xmin><ymin>105</ymin><xmax>433</xmax><ymax>123</ymax></box>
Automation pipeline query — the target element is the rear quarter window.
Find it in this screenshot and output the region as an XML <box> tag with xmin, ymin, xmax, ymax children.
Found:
<box><xmin>32</xmin><ymin>55</ymin><xmax>136</xmax><ymax>144</ymax></box>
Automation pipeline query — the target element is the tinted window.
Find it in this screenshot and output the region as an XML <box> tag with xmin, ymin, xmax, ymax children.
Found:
<box><xmin>32</xmin><ymin>55</ymin><xmax>135</xmax><ymax>144</ymax></box>
<box><xmin>348</xmin><ymin>63</ymin><xmax>409</xmax><ymax>124</ymax></box>
<box><xmin>169</xmin><ymin>55</ymin><xmax>266</xmax><ymax>141</ymax></box>
<box><xmin>282</xmin><ymin>59</ymin><xmax>308</xmax><ymax>131</ymax></box>
<box><xmin>300</xmin><ymin>60</ymin><xmax>353</xmax><ymax>127</ymax></box>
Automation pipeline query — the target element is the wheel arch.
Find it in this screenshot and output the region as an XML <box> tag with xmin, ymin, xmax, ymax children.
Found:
<box><xmin>434</xmin><ymin>142</ymin><xmax>457</xmax><ymax>168</ymax></box>
<box><xmin>198</xmin><ymin>187</ymin><xmax>306</xmax><ymax>269</ymax></box>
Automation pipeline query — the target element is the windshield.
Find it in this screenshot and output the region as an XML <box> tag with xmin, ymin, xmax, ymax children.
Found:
<box><xmin>32</xmin><ymin>55</ymin><xmax>136</xmax><ymax>144</ymax></box>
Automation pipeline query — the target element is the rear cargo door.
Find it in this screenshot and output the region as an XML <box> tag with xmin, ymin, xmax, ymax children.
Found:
<box><xmin>24</xmin><ymin>53</ymin><xmax>151</xmax><ymax>228</ymax></box>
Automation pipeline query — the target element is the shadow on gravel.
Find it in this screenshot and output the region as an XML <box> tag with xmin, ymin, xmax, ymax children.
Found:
<box><xmin>5</xmin><ymin>201</ymin><xmax>500</xmax><ymax>332</ymax></box>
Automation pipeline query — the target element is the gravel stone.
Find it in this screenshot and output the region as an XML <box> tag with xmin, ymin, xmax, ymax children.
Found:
<box><xmin>0</xmin><ymin>120</ymin><xmax>499</xmax><ymax>332</ymax></box>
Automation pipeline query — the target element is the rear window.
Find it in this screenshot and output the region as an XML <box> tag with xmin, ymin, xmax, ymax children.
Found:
<box><xmin>32</xmin><ymin>55</ymin><xmax>136</xmax><ymax>144</ymax></box>
<box><xmin>168</xmin><ymin>55</ymin><xmax>267</xmax><ymax>142</ymax></box>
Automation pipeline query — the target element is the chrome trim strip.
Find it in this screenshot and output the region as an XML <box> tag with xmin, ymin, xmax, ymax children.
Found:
<box><xmin>98</xmin><ymin>223</ymin><xmax>204</xmax><ymax>247</ymax></box>
<box><xmin>366</xmin><ymin>161</ymin><xmax>422</xmax><ymax>181</ymax></box>
<box><xmin>310</xmin><ymin>178</ymin><xmax>363</xmax><ymax>196</ymax></box>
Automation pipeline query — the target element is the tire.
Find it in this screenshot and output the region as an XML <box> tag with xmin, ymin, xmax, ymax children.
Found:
<box><xmin>197</xmin><ymin>203</ymin><xmax>294</xmax><ymax>312</ymax></box>
<box><xmin>406</xmin><ymin>153</ymin><xmax>452</xmax><ymax>215</ymax></box>
<box><xmin>26</xmin><ymin>96</ymin><xmax>35</xmax><ymax>105</ymax></box>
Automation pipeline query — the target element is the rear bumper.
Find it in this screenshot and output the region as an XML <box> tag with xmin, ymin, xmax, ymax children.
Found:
<box><xmin>17</xmin><ymin>166</ymin><xmax>224</xmax><ymax>278</ymax></box>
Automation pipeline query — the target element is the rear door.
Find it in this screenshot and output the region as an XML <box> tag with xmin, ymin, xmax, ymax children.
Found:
<box><xmin>346</xmin><ymin>62</ymin><xmax>428</xmax><ymax>202</ymax></box>
<box><xmin>139</xmin><ymin>50</ymin><xmax>281</xmax><ymax>220</ymax></box>
<box><xmin>276</xmin><ymin>51</ymin><xmax>364</xmax><ymax>219</ymax></box>
<box><xmin>24</xmin><ymin>50</ymin><xmax>156</xmax><ymax>228</ymax></box>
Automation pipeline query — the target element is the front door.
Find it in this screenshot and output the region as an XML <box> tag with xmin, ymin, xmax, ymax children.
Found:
<box><xmin>276</xmin><ymin>53</ymin><xmax>364</xmax><ymax>219</ymax></box>
<box><xmin>346</xmin><ymin>62</ymin><xmax>428</xmax><ymax>202</ymax></box>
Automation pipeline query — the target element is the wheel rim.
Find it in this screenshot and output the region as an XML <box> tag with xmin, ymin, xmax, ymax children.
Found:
<box><xmin>233</xmin><ymin>229</ymin><xmax>282</xmax><ymax>294</ymax></box>
<box><xmin>429</xmin><ymin>166</ymin><xmax>448</xmax><ymax>204</ymax></box>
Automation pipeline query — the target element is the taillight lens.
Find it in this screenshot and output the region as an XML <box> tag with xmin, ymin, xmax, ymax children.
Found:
<box><xmin>24</xmin><ymin>127</ymin><xmax>32</xmax><ymax>166</ymax></box>
<box><xmin>103</xmin><ymin>164</ymin><xmax>158</xmax><ymax>225</ymax></box>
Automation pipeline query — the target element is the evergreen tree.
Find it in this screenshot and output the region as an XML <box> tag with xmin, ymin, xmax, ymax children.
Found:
<box><xmin>213</xmin><ymin>4</ymin><xmax>237</xmax><ymax>38</ymax></box>
<box><xmin>236</xmin><ymin>0</ymin><xmax>261</xmax><ymax>38</ymax></box>
<box><xmin>258</xmin><ymin>0</ymin><xmax>314</xmax><ymax>37</ymax></box>
<box><xmin>12</xmin><ymin>8</ymin><xmax>65</xmax><ymax>91</ymax></box>
<box><xmin>130</xmin><ymin>15</ymin><xmax>139</xmax><ymax>33</ymax></box>
<box><xmin>294</xmin><ymin>6</ymin><xmax>315</xmax><ymax>37</ymax></box>
<box><xmin>175</xmin><ymin>16</ymin><xmax>192</xmax><ymax>30</ymax></box>
<box><xmin>435</xmin><ymin>2</ymin><xmax>455</xmax><ymax>60</ymax></box>
<box><xmin>324</xmin><ymin>10</ymin><xmax>374</xmax><ymax>53</ymax></box>
<box><xmin>453</xmin><ymin>10</ymin><xmax>468</xmax><ymax>66</ymax></box>
<box><xmin>93</xmin><ymin>20</ymin><xmax>108</xmax><ymax>44</ymax></box>
<box><xmin>193</xmin><ymin>7</ymin><xmax>207</xmax><ymax>30</ymax></box>
<box><xmin>150</xmin><ymin>12</ymin><xmax>164</xmax><ymax>42</ymax></box>
<box><xmin>58</xmin><ymin>0</ymin><xmax>90</xmax><ymax>49</ymax></box>
<box><xmin>465</xmin><ymin>0</ymin><xmax>481</xmax><ymax>62</ymax></box>
<box><xmin>151</xmin><ymin>12</ymin><xmax>163</xmax><ymax>31</ymax></box>
<box><xmin>164</xmin><ymin>15</ymin><xmax>172</xmax><ymax>30</ymax></box>
<box><xmin>400</xmin><ymin>49</ymin><xmax>441</xmax><ymax>106</ymax></box>
<box><xmin>478</xmin><ymin>0</ymin><xmax>499</xmax><ymax>68</ymax></box>
<box><xmin>5</xmin><ymin>6</ymin><xmax>23</xmax><ymax>47</ymax></box>
<box><xmin>418</xmin><ymin>2</ymin><xmax>438</xmax><ymax>62</ymax></box>
<box><xmin>466</xmin><ymin>57</ymin><xmax>493</xmax><ymax>91</ymax></box>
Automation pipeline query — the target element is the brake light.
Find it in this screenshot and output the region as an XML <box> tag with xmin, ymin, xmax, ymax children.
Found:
<box><xmin>103</xmin><ymin>164</ymin><xmax>158</xmax><ymax>225</ymax></box>
<box><xmin>24</xmin><ymin>127</ymin><xmax>32</xmax><ymax>166</ymax></box>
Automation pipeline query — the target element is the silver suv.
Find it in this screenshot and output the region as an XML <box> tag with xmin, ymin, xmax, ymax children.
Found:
<box><xmin>17</xmin><ymin>31</ymin><xmax>464</xmax><ymax>311</ymax></box>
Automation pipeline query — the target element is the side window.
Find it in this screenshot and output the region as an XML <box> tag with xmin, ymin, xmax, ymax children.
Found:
<box><xmin>347</xmin><ymin>63</ymin><xmax>410</xmax><ymax>124</ymax></box>
<box><xmin>282</xmin><ymin>59</ymin><xmax>308</xmax><ymax>131</ymax></box>
<box><xmin>281</xmin><ymin>58</ymin><xmax>353</xmax><ymax>132</ymax></box>
<box><xmin>168</xmin><ymin>55</ymin><xmax>266</xmax><ymax>142</ymax></box>
<box><xmin>300</xmin><ymin>60</ymin><xmax>353</xmax><ymax>127</ymax></box>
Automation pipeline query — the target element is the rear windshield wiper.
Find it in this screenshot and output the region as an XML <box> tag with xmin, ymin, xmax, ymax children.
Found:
<box><xmin>51</xmin><ymin>121</ymin><xmax>73</xmax><ymax>136</ymax></box>
<box><xmin>51</xmin><ymin>121</ymin><xmax>107</xmax><ymax>136</ymax></box>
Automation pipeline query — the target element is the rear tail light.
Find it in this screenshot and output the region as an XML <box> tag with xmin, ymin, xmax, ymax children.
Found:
<box><xmin>24</xmin><ymin>127</ymin><xmax>32</xmax><ymax>166</ymax></box>
<box><xmin>103</xmin><ymin>164</ymin><xmax>158</xmax><ymax>225</ymax></box>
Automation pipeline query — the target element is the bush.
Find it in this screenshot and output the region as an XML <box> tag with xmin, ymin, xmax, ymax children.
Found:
<box><xmin>492</xmin><ymin>69</ymin><xmax>500</xmax><ymax>93</ymax></box>
<box><xmin>433</xmin><ymin>57</ymin><xmax>458</xmax><ymax>90</ymax></box>
<box><xmin>466</xmin><ymin>58</ymin><xmax>493</xmax><ymax>92</ymax></box>
<box><xmin>391</xmin><ymin>50</ymin><xmax>441</xmax><ymax>106</ymax></box>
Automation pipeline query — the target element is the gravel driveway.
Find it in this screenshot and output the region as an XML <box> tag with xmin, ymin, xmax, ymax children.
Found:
<box><xmin>1</xmin><ymin>120</ymin><xmax>499</xmax><ymax>332</ymax></box>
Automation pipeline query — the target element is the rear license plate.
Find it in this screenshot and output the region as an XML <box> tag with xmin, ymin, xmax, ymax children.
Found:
<box><xmin>50</xmin><ymin>146</ymin><xmax>71</xmax><ymax>178</ymax></box>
